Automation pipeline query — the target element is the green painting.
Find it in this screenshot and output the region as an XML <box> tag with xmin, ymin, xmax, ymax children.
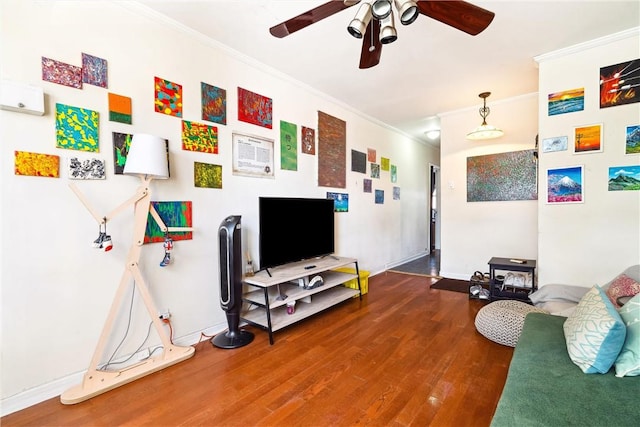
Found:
<box><xmin>144</xmin><ymin>201</ymin><xmax>192</xmax><ymax>244</ymax></box>
<box><xmin>55</xmin><ymin>103</ymin><xmax>99</xmax><ymax>152</ymax></box>
<box><xmin>280</xmin><ymin>120</ymin><xmax>297</xmax><ymax>171</ymax></box>
<box><xmin>194</xmin><ymin>161</ymin><xmax>222</xmax><ymax>189</ymax></box>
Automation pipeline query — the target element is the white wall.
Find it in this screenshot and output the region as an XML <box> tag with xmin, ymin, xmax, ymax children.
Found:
<box><xmin>0</xmin><ymin>0</ymin><xmax>438</xmax><ymax>413</ymax></box>
<box><xmin>439</xmin><ymin>94</ymin><xmax>539</xmax><ymax>279</ymax></box>
<box><xmin>536</xmin><ymin>29</ymin><xmax>640</xmax><ymax>287</ymax></box>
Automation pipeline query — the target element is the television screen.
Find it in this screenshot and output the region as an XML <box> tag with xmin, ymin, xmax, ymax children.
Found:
<box><xmin>259</xmin><ymin>197</ymin><xmax>335</xmax><ymax>270</ymax></box>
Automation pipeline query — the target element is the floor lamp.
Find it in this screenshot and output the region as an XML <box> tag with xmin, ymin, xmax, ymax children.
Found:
<box><xmin>61</xmin><ymin>134</ymin><xmax>195</xmax><ymax>404</ymax></box>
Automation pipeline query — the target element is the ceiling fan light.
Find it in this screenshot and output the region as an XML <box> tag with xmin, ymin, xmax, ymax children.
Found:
<box><xmin>347</xmin><ymin>2</ymin><xmax>373</xmax><ymax>38</ymax></box>
<box><xmin>371</xmin><ymin>0</ymin><xmax>392</xmax><ymax>19</ymax></box>
<box><xmin>379</xmin><ymin>13</ymin><xmax>397</xmax><ymax>44</ymax></box>
<box><xmin>394</xmin><ymin>0</ymin><xmax>419</xmax><ymax>25</ymax></box>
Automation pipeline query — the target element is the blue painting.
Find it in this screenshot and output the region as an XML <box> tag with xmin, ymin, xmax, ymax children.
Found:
<box><xmin>548</xmin><ymin>88</ymin><xmax>584</xmax><ymax>116</ymax></box>
<box><xmin>327</xmin><ymin>192</ymin><xmax>349</xmax><ymax>212</ymax></box>
<box><xmin>375</xmin><ymin>189</ymin><xmax>384</xmax><ymax>204</ymax></box>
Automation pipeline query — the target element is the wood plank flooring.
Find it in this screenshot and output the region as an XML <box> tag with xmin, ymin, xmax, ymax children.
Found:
<box><xmin>2</xmin><ymin>272</ymin><xmax>514</xmax><ymax>427</ymax></box>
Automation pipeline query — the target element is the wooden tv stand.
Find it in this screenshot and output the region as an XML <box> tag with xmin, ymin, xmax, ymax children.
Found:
<box><xmin>241</xmin><ymin>256</ymin><xmax>362</xmax><ymax>344</ymax></box>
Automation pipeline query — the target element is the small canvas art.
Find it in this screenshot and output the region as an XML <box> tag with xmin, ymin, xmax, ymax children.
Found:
<box><xmin>548</xmin><ymin>88</ymin><xmax>584</xmax><ymax>116</ymax></box>
<box><xmin>391</xmin><ymin>165</ymin><xmax>397</xmax><ymax>183</ymax></box>
<box><xmin>69</xmin><ymin>157</ymin><xmax>105</xmax><ymax>180</ymax></box>
<box><xmin>600</xmin><ymin>59</ymin><xmax>640</xmax><ymax>108</ymax></box>
<box><xmin>367</xmin><ymin>148</ymin><xmax>376</xmax><ymax>162</ymax></box>
<box><xmin>375</xmin><ymin>189</ymin><xmax>384</xmax><ymax>204</ymax></box>
<box><xmin>574</xmin><ymin>124</ymin><xmax>603</xmax><ymax>154</ymax></box>
<box><xmin>194</xmin><ymin>161</ymin><xmax>222</xmax><ymax>189</ymax></box>
<box><xmin>626</xmin><ymin>125</ymin><xmax>640</xmax><ymax>154</ymax></box>
<box><xmin>381</xmin><ymin>157</ymin><xmax>390</xmax><ymax>171</ymax></box>
<box><xmin>55</xmin><ymin>103</ymin><xmax>99</xmax><ymax>152</ymax></box>
<box><xmin>280</xmin><ymin>120</ymin><xmax>297</xmax><ymax>171</ymax></box>
<box><xmin>42</xmin><ymin>57</ymin><xmax>82</xmax><ymax>88</ymax></box>
<box><xmin>351</xmin><ymin>149</ymin><xmax>366</xmax><ymax>173</ymax></box>
<box><xmin>301</xmin><ymin>126</ymin><xmax>315</xmax><ymax>155</ymax></box>
<box><xmin>108</xmin><ymin>93</ymin><xmax>132</xmax><ymax>124</ymax></box>
<box><xmin>15</xmin><ymin>151</ymin><xmax>59</xmax><ymax>178</ymax></box>
<box><xmin>363</xmin><ymin>178</ymin><xmax>372</xmax><ymax>193</ymax></box>
<box><xmin>327</xmin><ymin>192</ymin><xmax>349</xmax><ymax>212</ymax></box>
<box><xmin>81</xmin><ymin>53</ymin><xmax>108</xmax><ymax>88</ymax></box>
<box><xmin>201</xmin><ymin>82</ymin><xmax>226</xmax><ymax>125</ymax></box>
<box><xmin>371</xmin><ymin>163</ymin><xmax>380</xmax><ymax>178</ymax></box>
<box><xmin>238</xmin><ymin>87</ymin><xmax>272</xmax><ymax>129</ymax></box>
<box><xmin>112</xmin><ymin>132</ymin><xmax>133</xmax><ymax>174</ymax></box>
<box><xmin>542</xmin><ymin>136</ymin><xmax>568</xmax><ymax>153</ymax></box>
<box><xmin>546</xmin><ymin>166</ymin><xmax>583</xmax><ymax>204</ymax></box>
<box><xmin>144</xmin><ymin>201</ymin><xmax>193</xmax><ymax>244</ymax></box>
<box><xmin>182</xmin><ymin>120</ymin><xmax>218</xmax><ymax>154</ymax></box>
<box><xmin>608</xmin><ymin>165</ymin><xmax>640</xmax><ymax>191</ymax></box>
<box><xmin>393</xmin><ymin>187</ymin><xmax>400</xmax><ymax>200</ymax></box>
<box><xmin>154</xmin><ymin>76</ymin><xmax>182</xmax><ymax>117</ymax></box>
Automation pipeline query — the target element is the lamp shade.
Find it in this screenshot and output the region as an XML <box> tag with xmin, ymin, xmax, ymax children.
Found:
<box><xmin>123</xmin><ymin>133</ymin><xmax>169</xmax><ymax>179</ymax></box>
<box><xmin>466</xmin><ymin>124</ymin><xmax>504</xmax><ymax>140</ymax></box>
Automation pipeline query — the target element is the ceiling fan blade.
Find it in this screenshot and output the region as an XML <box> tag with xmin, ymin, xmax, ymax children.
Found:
<box><xmin>359</xmin><ymin>20</ymin><xmax>382</xmax><ymax>69</ymax></box>
<box><xmin>270</xmin><ymin>1</ymin><xmax>355</xmax><ymax>38</ymax></box>
<box><xmin>417</xmin><ymin>0</ymin><xmax>495</xmax><ymax>36</ymax></box>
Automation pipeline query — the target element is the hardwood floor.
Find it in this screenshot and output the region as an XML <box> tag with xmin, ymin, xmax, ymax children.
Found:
<box><xmin>2</xmin><ymin>272</ymin><xmax>513</xmax><ymax>427</ymax></box>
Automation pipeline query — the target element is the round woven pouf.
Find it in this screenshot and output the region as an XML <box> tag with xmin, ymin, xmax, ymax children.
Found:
<box><xmin>475</xmin><ymin>300</ymin><xmax>548</xmax><ymax>347</ymax></box>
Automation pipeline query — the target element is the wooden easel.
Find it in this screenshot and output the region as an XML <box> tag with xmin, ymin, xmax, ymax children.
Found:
<box><xmin>61</xmin><ymin>177</ymin><xmax>195</xmax><ymax>404</ymax></box>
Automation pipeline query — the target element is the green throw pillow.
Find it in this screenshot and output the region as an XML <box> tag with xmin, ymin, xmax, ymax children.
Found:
<box><xmin>615</xmin><ymin>293</ymin><xmax>640</xmax><ymax>377</ymax></box>
<box><xmin>563</xmin><ymin>285</ymin><xmax>626</xmax><ymax>374</ymax></box>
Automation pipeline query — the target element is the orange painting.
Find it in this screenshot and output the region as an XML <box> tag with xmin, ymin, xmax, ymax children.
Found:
<box><xmin>574</xmin><ymin>124</ymin><xmax>603</xmax><ymax>154</ymax></box>
<box><xmin>15</xmin><ymin>151</ymin><xmax>60</xmax><ymax>177</ymax></box>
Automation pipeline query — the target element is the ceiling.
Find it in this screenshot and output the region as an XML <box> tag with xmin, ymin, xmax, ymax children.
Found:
<box><xmin>135</xmin><ymin>1</ymin><xmax>639</xmax><ymax>147</ymax></box>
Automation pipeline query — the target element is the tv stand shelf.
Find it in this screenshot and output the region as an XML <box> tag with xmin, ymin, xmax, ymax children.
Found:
<box><xmin>241</xmin><ymin>256</ymin><xmax>361</xmax><ymax>344</ymax></box>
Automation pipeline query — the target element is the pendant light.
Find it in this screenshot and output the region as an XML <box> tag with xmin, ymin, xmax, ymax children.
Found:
<box><xmin>466</xmin><ymin>92</ymin><xmax>504</xmax><ymax>140</ymax></box>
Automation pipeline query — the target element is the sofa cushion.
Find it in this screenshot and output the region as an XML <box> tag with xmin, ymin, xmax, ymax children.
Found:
<box><xmin>563</xmin><ymin>285</ymin><xmax>626</xmax><ymax>374</ymax></box>
<box><xmin>606</xmin><ymin>273</ymin><xmax>640</xmax><ymax>308</ymax></box>
<box><xmin>615</xmin><ymin>293</ymin><xmax>640</xmax><ymax>377</ymax></box>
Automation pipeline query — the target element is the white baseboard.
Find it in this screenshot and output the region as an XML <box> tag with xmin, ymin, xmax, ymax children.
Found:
<box><xmin>1</xmin><ymin>323</ymin><xmax>228</xmax><ymax>417</ymax></box>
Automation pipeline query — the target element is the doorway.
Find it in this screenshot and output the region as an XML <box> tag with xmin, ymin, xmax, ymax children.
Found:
<box><xmin>429</xmin><ymin>164</ymin><xmax>440</xmax><ymax>253</ymax></box>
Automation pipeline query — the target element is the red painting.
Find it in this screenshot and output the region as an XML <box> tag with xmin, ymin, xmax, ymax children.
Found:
<box><xmin>237</xmin><ymin>87</ymin><xmax>272</xmax><ymax>129</ymax></box>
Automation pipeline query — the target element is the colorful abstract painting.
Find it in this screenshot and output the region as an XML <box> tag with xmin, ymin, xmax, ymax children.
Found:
<box><xmin>393</xmin><ymin>187</ymin><xmax>401</xmax><ymax>200</ymax></box>
<box><xmin>238</xmin><ymin>87</ymin><xmax>272</xmax><ymax>128</ymax></box>
<box><xmin>201</xmin><ymin>82</ymin><xmax>226</xmax><ymax>125</ymax></box>
<box><xmin>194</xmin><ymin>161</ymin><xmax>222</xmax><ymax>189</ymax></box>
<box><xmin>280</xmin><ymin>120</ymin><xmax>297</xmax><ymax>171</ymax></box>
<box><xmin>574</xmin><ymin>123</ymin><xmax>603</xmax><ymax>154</ymax></box>
<box><xmin>375</xmin><ymin>189</ymin><xmax>384</xmax><ymax>204</ymax></box>
<box><xmin>626</xmin><ymin>125</ymin><xmax>640</xmax><ymax>154</ymax></box>
<box><xmin>351</xmin><ymin>149</ymin><xmax>366</xmax><ymax>173</ymax></box>
<box><xmin>600</xmin><ymin>59</ymin><xmax>640</xmax><ymax>108</ymax></box>
<box><xmin>55</xmin><ymin>103</ymin><xmax>99</xmax><ymax>152</ymax></box>
<box><xmin>391</xmin><ymin>165</ymin><xmax>397</xmax><ymax>183</ymax></box>
<box><xmin>546</xmin><ymin>166</ymin><xmax>583</xmax><ymax>204</ymax></box>
<box><xmin>108</xmin><ymin>93</ymin><xmax>132</xmax><ymax>124</ymax></box>
<box><xmin>182</xmin><ymin>120</ymin><xmax>218</xmax><ymax>154</ymax></box>
<box><xmin>327</xmin><ymin>192</ymin><xmax>349</xmax><ymax>212</ymax></box>
<box><xmin>112</xmin><ymin>132</ymin><xmax>133</xmax><ymax>174</ymax></box>
<box><xmin>318</xmin><ymin>111</ymin><xmax>346</xmax><ymax>188</ymax></box>
<box><xmin>363</xmin><ymin>179</ymin><xmax>372</xmax><ymax>193</ymax></box>
<box><xmin>467</xmin><ymin>150</ymin><xmax>538</xmax><ymax>202</ymax></box>
<box><xmin>301</xmin><ymin>126</ymin><xmax>315</xmax><ymax>154</ymax></box>
<box><xmin>82</xmin><ymin>53</ymin><xmax>108</xmax><ymax>88</ymax></box>
<box><xmin>154</xmin><ymin>77</ymin><xmax>182</xmax><ymax>117</ymax></box>
<box><xmin>144</xmin><ymin>201</ymin><xmax>193</xmax><ymax>244</ymax></box>
<box><xmin>69</xmin><ymin>157</ymin><xmax>105</xmax><ymax>180</ymax></box>
<box><xmin>381</xmin><ymin>157</ymin><xmax>390</xmax><ymax>171</ymax></box>
<box><xmin>542</xmin><ymin>136</ymin><xmax>568</xmax><ymax>153</ymax></box>
<box><xmin>367</xmin><ymin>148</ymin><xmax>376</xmax><ymax>162</ymax></box>
<box><xmin>42</xmin><ymin>57</ymin><xmax>82</xmax><ymax>88</ymax></box>
<box><xmin>608</xmin><ymin>165</ymin><xmax>640</xmax><ymax>191</ymax></box>
<box><xmin>15</xmin><ymin>151</ymin><xmax>59</xmax><ymax>178</ymax></box>
<box><xmin>371</xmin><ymin>163</ymin><xmax>380</xmax><ymax>178</ymax></box>
<box><xmin>548</xmin><ymin>88</ymin><xmax>584</xmax><ymax>116</ymax></box>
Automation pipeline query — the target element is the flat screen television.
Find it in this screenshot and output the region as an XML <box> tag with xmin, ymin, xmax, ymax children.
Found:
<box><xmin>259</xmin><ymin>197</ymin><xmax>335</xmax><ymax>270</ymax></box>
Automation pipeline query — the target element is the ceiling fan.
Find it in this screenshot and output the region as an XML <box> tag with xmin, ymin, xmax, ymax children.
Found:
<box><xmin>269</xmin><ymin>0</ymin><xmax>495</xmax><ymax>69</ymax></box>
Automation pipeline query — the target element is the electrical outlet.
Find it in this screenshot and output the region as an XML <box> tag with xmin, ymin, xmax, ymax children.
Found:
<box><xmin>159</xmin><ymin>310</ymin><xmax>171</xmax><ymax>320</ymax></box>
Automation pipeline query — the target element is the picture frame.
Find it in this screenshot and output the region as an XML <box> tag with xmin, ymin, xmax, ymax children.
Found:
<box><xmin>546</xmin><ymin>165</ymin><xmax>584</xmax><ymax>204</ymax></box>
<box><xmin>573</xmin><ymin>123</ymin><xmax>603</xmax><ymax>154</ymax></box>
<box><xmin>232</xmin><ymin>132</ymin><xmax>274</xmax><ymax>178</ymax></box>
<box><xmin>548</xmin><ymin>88</ymin><xmax>584</xmax><ymax>116</ymax></box>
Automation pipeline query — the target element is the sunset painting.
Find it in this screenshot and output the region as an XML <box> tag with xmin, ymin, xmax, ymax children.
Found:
<box><xmin>548</xmin><ymin>88</ymin><xmax>584</xmax><ymax>116</ymax></box>
<box><xmin>574</xmin><ymin>124</ymin><xmax>603</xmax><ymax>154</ymax></box>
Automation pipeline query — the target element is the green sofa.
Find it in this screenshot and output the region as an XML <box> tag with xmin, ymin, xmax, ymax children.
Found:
<box><xmin>491</xmin><ymin>312</ymin><xmax>640</xmax><ymax>427</ymax></box>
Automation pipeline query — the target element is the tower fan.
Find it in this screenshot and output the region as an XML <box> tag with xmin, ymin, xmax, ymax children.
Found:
<box><xmin>212</xmin><ymin>215</ymin><xmax>254</xmax><ymax>349</ymax></box>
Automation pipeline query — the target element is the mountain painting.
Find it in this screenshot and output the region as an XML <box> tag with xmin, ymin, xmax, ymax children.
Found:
<box><xmin>626</xmin><ymin>125</ymin><xmax>640</xmax><ymax>154</ymax></box>
<box><xmin>608</xmin><ymin>165</ymin><xmax>640</xmax><ymax>191</ymax></box>
<box><xmin>546</xmin><ymin>166</ymin><xmax>583</xmax><ymax>204</ymax></box>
